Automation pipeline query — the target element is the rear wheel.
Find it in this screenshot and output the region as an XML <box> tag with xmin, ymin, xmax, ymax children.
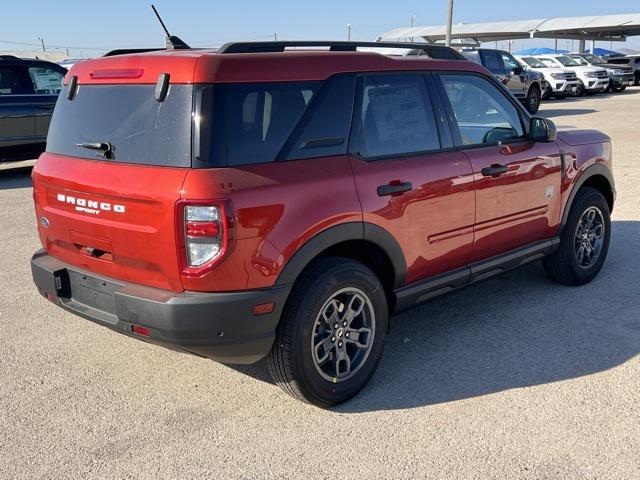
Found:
<box><xmin>525</xmin><ymin>85</ymin><xmax>541</xmax><ymax>114</ymax></box>
<box><xmin>634</xmin><ymin>71</ymin><xmax>640</xmax><ymax>86</ymax></box>
<box><xmin>267</xmin><ymin>257</ymin><xmax>388</xmax><ymax>407</ymax></box>
<box><xmin>544</xmin><ymin>187</ymin><xmax>611</xmax><ymax>286</ymax></box>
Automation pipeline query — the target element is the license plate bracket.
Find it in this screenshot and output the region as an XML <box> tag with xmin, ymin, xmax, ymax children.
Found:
<box><xmin>68</xmin><ymin>270</ymin><xmax>120</xmax><ymax>315</ymax></box>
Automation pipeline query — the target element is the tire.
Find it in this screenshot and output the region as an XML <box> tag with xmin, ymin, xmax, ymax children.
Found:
<box><xmin>634</xmin><ymin>71</ymin><xmax>640</xmax><ymax>86</ymax></box>
<box><xmin>575</xmin><ymin>80</ymin><xmax>585</xmax><ymax>96</ymax></box>
<box><xmin>267</xmin><ymin>257</ymin><xmax>388</xmax><ymax>407</ymax></box>
<box><xmin>525</xmin><ymin>85</ymin><xmax>541</xmax><ymax>114</ymax></box>
<box><xmin>544</xmin><ymin>187</ymin><xmax>611</xmax><ymax>286</ymax></box>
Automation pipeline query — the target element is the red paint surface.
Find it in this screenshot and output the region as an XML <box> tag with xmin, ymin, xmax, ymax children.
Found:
<box><xmin>36</xmin><ymin>48</ymin><xmax>613</xmax><ymax>295</ymax></box>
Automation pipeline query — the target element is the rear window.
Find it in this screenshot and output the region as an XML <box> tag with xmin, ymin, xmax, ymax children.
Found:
<box><xmin>46</xmin><ymin>84</ymin><xmax>193</xmax><ymax>167</ymax></box>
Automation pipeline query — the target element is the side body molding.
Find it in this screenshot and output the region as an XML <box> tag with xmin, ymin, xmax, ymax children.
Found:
<box><xmin>275</xmin><ymin>222</ymin><xmax>407</xmax><ymax>289</ymax></box>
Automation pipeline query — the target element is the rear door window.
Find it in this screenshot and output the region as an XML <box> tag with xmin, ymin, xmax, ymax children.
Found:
<box><xmin>480</xmin><ymin>51</ymin><xmax>505</xmax><ymax>75</ymax></box>
<box><xmin>354</xmin><ymin>74</ymin><xmax>441</xmax><ymax>158</ymax></box>
<box><xmin>27</xmin><ymin>66</ymin><xmax>64</xmax><ymax>94</ymax></box>
<box><xmin>0</xmin><ymin>66</ymin><xmax>35</xmax><ymax>95</ymax></box>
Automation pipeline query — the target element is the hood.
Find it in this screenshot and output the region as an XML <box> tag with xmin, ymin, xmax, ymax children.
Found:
<box><xmin>599</xmin><ymin>63</ymin><xmax>633</xmax><ymax>72</ymax></box>
<box><xmin>557</xmin><ymin>130</ymin><xmax>611</xmax><ymax>146</ymax></box>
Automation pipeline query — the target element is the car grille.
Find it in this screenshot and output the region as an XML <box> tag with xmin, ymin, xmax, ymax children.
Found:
<box><xmin>560</xmin><ymin>72</ymin><xmax>578</xmax><ymax>81</ymax></box>
<box><xmin>594</xmin><ymin>71</ymin><xmax>608</xmax><ymax>79</ymax></box>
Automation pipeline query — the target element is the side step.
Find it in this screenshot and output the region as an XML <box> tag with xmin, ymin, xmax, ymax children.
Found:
<box><xmin>394</xmin><ymin>238</ymin><xmax>560</xmax><ymax>312</ymax></box>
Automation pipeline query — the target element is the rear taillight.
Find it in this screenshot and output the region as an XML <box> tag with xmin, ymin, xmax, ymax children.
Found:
<box><xmin>177</xmin><ymin>201</ymin><xmax>231</xmax><ymax>276</ymax></box>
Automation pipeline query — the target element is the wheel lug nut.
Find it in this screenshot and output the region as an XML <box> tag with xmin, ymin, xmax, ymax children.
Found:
<box><xmin>334</xmin><ymin>323</ymin><xmax>338</xmax><ymax>329</ymax></box>
<box><xmin>345</xmin><ymin>332</ymin><xmax>350</xmax><ymax>338</ymax></box>
<box><xmin>342</xmin><ymin>321</ymin><xmax>347</xmax><ymax>327</ymax></box>
<box><xmin>331</xmin><ymin>336</ymin><xmax>336</xmax><ymax>342</ymax></box>
<box><xmin>338</xmin><ymin>341</ymin><xmax>343</xmax><ymax>348</ymax></box>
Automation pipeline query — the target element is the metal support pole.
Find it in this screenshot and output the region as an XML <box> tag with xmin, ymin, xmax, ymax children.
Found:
<box><xmin>445</xmin><ymin>0</ymin><xmax>454</xmax><ymax>47</ymax></box>
<box><xmin>347</xmin><ymin>24</ymin><xmax>351</xmax><ymax>41</ymax></box>
<box><xmin>555</xmin><ymin>38</ymin><xmax>558</xmax><ymax>53</ymax></box>
<box><xmin>578</xmin><ymin>39</ymin><xmax>586</xmax><ymax>53</ymax></box>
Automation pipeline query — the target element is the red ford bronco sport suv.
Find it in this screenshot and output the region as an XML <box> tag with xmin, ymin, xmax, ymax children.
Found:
<box><xmin>30</xmin><ymin>41</ymin><xmax>615</xmax><ymax>407</ymax></box>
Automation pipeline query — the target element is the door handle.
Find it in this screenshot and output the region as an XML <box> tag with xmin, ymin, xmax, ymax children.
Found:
<box><xmin>377</xmin><ymin>181</ymin><xmax>413</xmax><ymax>197</ymax></box>
<box><xmin>481</xmin><ymin>164</ymin><xmax>508</xmax><ymax>177</ymax></box>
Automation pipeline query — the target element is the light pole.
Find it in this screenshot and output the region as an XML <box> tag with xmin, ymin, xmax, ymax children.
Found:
<box><xmin>347</xmin><ymin>24</ymin><xmax>351</xmax><ymax>41</ymax></box>
<box><xmin>411</xmin><ymin>15</ymin><xmax>416</xmax><ymax>28</ymax></box>
<box><xmin>445</xmin><ymin>0</ymin><xmax>454</xmax><ymax>47</ymax></box>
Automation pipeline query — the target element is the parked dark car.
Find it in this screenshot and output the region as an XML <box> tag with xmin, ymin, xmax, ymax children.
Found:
<box><xmin>0</xmin><ymin>56</ymin><xmax>66</xmax><ymax>163</ymax></box>
<box><xmin>462</xmin><ymin>49</ymin><xmax>544</xmax><ymax>114</ymax></box>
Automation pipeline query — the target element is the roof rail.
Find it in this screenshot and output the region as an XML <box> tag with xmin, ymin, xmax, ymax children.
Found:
<box><xmin>217</xmin><ymin>41</ymin><xmax>465</xmax><ymax>60</ymax></box>
<box><xmin>0</xmin><ymin>55</ymin><xmax>20</xmax><ymax>60</ymax></box>
<box><xmin>103</xmin><ymin>48</ymin><xmax>164</xmax><ymax>57</ymax></box>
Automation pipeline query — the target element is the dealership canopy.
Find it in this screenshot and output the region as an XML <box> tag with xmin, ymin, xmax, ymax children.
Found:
<box><xmin>379</xmin><ymin>13</ymin><xmax>640</xmax><ymax>43</ymax></box>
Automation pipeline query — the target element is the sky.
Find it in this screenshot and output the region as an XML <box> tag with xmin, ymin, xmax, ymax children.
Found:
<box><xmin>2</xmin><ymin>0</ymin><xmax>640</xmax><ymax>58</ymax></box>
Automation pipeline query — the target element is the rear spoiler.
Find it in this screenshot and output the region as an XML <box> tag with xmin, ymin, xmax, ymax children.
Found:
<box><xmin>103</xmin><ymin>48</ymin><xmax>164</xmax><ymax>57</ymax></box>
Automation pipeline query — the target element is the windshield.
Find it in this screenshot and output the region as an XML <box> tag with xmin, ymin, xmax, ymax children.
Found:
<box><xmin>539</xmin><ymin>58</ymin><xmax>558</xmax><ymax>67</ymax></box>
<box><xmin>46</xmin><ymin>84</ymin><xmax>193</xmax><ymax>167</ymax></box>
<box><xmin>555</xmin><ymin>56</ymin><xmax>581</xmax><ymax>67</ymax></box>
<box><xmin>522</xmin><ymin>57</ymin><xmax>547</xmax><ymax>68</ymax></box>
<box><xmin>570</xmin><ymin>56</ymin><xmax>590</xmax><ymax>66</ymax></box>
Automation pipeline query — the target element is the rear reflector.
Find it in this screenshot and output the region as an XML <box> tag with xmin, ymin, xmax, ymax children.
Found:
<box><xmin>186</xmin><ymin>221</ymin><xmax>219</xmax><ymax>238</ymax></box>
<box><xmin>131</xmin><ymin>325</ymin><xmax>151</xmax><ymax>337</ymax></box>
<box><xmin>90</xmin><ymin>68</ymin><xmax>144</xmax><ymax>79</ymax></box>
<box><xmin>252</xmin><ymin>302</ymin><xmax>275</xmax><ymax>316</ymax></box>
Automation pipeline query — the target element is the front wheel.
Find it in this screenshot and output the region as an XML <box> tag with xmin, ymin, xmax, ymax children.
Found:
<box><xmin>574</xmin><ymin>80</ymin><xmax>585</xmax><ymax>96</ymax></box>
<box><xmin>525</xmin><ymin>85</ymin><xmax>541</xmax><ymax>114</ymax></box>
<box><xmin>267</xmin><ymin>257</ymin><xmax>388</xmax><ymax>407</ymax></box>
<box><xmin>544</xmin><ymin>187</ymin><xmax>611</xmax><ymax>286</ymax></box>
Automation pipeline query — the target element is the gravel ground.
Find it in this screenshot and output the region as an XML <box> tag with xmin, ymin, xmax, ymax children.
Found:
<box><xmin>1</xmin><ymin>88</ymin><xmax>639</xmax><ymax>480</ymax></box>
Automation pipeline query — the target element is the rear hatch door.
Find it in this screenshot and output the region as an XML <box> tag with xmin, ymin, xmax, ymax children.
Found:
<box><xmin>33</xmin><ymin>59</ymin><xmax>195</xmax><ymax>291</ymax></box>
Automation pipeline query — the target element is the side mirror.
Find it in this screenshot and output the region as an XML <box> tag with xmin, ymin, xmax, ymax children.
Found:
<box><xmin>512</xmin><ymin>67</ymin><xmax>523</xmax><ymax>75</ymax></box>
<box><xmin>530</xmin><ymin>117</ymin><xmax>557</xmax><ymax>142</ymax></box>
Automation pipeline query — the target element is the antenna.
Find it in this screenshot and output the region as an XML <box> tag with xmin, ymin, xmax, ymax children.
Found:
<box><xmin>150</xmin><ymin>4</ymin><xmax>190</xmax><ymax>50</ymax></box>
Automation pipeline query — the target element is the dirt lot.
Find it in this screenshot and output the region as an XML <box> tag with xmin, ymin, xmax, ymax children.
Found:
<box><xmin>1</xmin><ymin>89</ymin><xmax>639</xmax><ymax>479</ymax></box>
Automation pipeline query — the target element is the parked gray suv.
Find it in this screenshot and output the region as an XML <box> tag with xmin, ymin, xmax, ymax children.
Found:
<box><xmin>462</xmin><ymin>49</ymin><xmax>544</xmax><ymax>114</ymax></box>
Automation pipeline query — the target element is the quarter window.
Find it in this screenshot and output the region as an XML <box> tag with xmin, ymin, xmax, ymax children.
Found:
<box><xmin>440</xmin><ymin>74</ymin><xmax>525</xmax><ymax>146</ymax></box>
<box><xmin>205</xmin><ymin>82</ymin><xmax>320</xmax><ymax>166</ymax></box>
<box><xmin>355</xmin><ymin>75</ymin><xmax>440</xmax><ymax>158</ymax></box>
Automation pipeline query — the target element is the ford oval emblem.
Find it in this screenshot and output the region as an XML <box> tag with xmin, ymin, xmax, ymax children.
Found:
<box><xmin>40</xmin><ymin>217</ymin><xmax>50</xmax><ymax>228</ymax></box>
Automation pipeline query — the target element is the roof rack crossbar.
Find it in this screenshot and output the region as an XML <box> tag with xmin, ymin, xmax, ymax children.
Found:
<box><xmin>218</xmin><ymin>41</ymin><xmax>465</xmax><ymax>59</ymax></box>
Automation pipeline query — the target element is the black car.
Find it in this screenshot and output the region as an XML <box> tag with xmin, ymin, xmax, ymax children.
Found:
<box><xmin>461</xmin><ymin>49</ymin><xmax>544</xmax><ymax>114</ymax></box>
<box><xmin>0</xmin><ymin>56</ymin><xmax>66</xmax><ymax>163</ymax></box>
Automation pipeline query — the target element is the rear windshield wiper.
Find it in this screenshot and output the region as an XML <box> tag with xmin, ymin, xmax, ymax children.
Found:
<box><xmin>76</xmin><ymin>142</ymin><xmax>115</xmax><ymax>159</ymax></box>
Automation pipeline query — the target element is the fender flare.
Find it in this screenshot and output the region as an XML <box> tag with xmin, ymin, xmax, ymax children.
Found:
<box><xmin>561</xmin><ymin>163</ymin><xmax>615</xmax><ymax>228</ymax></box>
<box><xmin>275</xmin><ymin>222</ymin><xmax>407</xmax><ymax>289</ymax></box>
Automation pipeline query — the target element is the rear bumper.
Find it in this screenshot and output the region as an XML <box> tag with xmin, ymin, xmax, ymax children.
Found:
<box><xmin>30</xmin><ymin>250</ymin><xmax>291</xmax><ymax>364</ymax></box>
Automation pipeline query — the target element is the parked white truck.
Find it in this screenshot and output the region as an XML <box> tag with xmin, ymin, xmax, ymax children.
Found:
<box><xmin>516</xmin><ymin>56</ymin><xmax>579</xmax><ymax>98</ymax></box>
<box><xmin>534</xmin><ymin>54</ymin><xmax>609</xmax><ymax>95</ymax></box>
